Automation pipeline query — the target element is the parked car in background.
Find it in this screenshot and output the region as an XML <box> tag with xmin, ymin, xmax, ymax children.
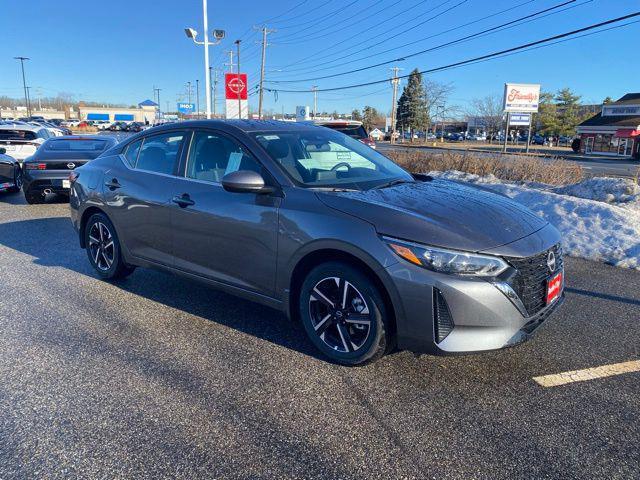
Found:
<box><xmin>0</xmin><ymin>147</ymin><xmax>23</xmax><ymax>194</ymax></box>
<box><xmin>70</xmin><ymin>120</ymin><xmax>564</xmax><ymax>365</ymax></box>
<box><xmin>62</xmin><ymin>119</ymin><xmax>81</xmax><ymax>127</ymax></box>
<box><xmin>314</xmin><ymin>120</ymin><xmax>376</xmax><ymax>149</ymax></box>
<box><xmin>0</xmin><ymin>125</ymin><xmax>50</xmax><ymax>164</ymax></box>
<box><xmin>531</xmin><ymin>135</ymin><xmax>545</xmax><ymax>145</ymax></box>
<box><xmin>22</xmin><ymin>135</ymin><xmax>118</xmax><ymax>204</ymax></box>
<box><xmin>124</xmin><ymin>122</ymin><xmax>145</xmax><ymax>133</ymax></box>
<box><xmin>94</xmin><ymin>120</ymin><xmax>112</xmax><ymax>130</ymax></box>
<box><xmin>108</xmin><ymin>121</ymin><xmax>127</xmax><ymax>131</ymax></box>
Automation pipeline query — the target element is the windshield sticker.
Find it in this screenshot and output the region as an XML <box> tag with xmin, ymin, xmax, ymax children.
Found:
<box><xmin>337</xmin><ymin>151</ymin><xmax>351</xmax><ymax>161</ymax></box>
<box><xmin>262</xmin><ymin>135</ymin><xmax>280</xmax><ymax>140</ymax></box>
<box><xmin>225</xmin><ymin>152</ymin><xmax>243</xmax><ymax>175</ymax></box>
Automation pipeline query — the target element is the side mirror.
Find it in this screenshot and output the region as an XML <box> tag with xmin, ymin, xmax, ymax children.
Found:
<box><xmin>0</xmin><ymin>148</ymin><xmax>5</xmax><ymax>155</ymax></box>
<box><xmin>222</xmin><ymin>170</ymin><xmax>274</xmax><ymax>194</ymax></box>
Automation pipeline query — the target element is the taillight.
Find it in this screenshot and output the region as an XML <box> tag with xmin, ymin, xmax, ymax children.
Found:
<box><xmin>25</xmin><ymin>163</ymin><xmax>46</xmax><ymax>170</ymax></box>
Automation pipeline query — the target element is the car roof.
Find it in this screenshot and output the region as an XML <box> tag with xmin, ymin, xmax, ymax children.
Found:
<box><xmin>0</xmin><ymin>124</ymin><xmax>43</xmax><ymax>132</ymax></box>
<box><xmin>48</xmin><ymin>135</ymin><xmax>115</xmax><ymax>142</ymax></box>
<box><xmin>146</xmin><ymin>119</ymin><xmax>322</xmax><ymax>135</ymax></box>
<box><xmin>313</xmin><ymin>119</ymin><xmax>363</xmax><ymax>127</ymax></box>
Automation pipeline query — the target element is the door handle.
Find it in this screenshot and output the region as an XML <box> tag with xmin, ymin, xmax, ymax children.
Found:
<box><xmin>105</xmin><ymin>178</ymin><xmax>121</xmax><ymax>190</ymax></box>
<box><xmin>172</xmin><ymin>194</ymin><xmax>195</xmax><ymax>208</ymax></box>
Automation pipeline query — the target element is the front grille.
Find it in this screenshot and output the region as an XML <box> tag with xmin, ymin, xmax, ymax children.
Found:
<box><xmin>505</xmin><ymin>244</ymin><xmax>563</xmax><ymax>317</ymax></box>
<box><xmin>433</xmin><ymin>288</ymin><xmax>454</xmax><ymax>343</ymax></box>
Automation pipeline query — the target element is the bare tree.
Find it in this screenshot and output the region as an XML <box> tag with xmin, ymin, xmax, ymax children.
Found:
<box><xmin>423</xmin><ymin>79</ymin><xmax>454</xmax><ymax>132</ymax></box>
<box><xmin>468</xmin><ymin>95</ymin><xmax>503</xmax><ymax>142</ymax></box>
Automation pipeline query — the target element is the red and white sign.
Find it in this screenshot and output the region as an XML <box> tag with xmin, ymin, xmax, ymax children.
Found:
<box><xmin>546</xmin><ymin>271</ymin><xmax>563</xmax><ymax>305</ymax></box>
<box><xmin>225</xmin><ymin>73</ymin><xmax>248</xmax><ymax>100</ymax></box>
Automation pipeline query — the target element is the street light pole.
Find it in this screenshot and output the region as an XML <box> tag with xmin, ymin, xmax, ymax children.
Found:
<box><xmin>312</xmin><ymin>86</ymin><xmax>318</xmax><ymax>118</ymax></box>
<box><xmin>202</xmin><ymin>0</ymin><xmax>211</xmax><ymax>119</ymax></box>
<box><xmin>235</xmin><ymin>39</ymin><xmax>242</xmax><ymax>119</ymax></box>
<box><xmin>196</xmin><ymin>79</ymin><xmax>200</xmax><ymax>118</ymax></box>
<box><xmin>14</xmin><ymin>56</ymin><xmax>31</xmax><ymax>117</ymax></box>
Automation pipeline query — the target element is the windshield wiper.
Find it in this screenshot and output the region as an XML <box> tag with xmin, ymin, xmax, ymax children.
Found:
<box><xmin>371</xmin><ymin>179</ymin><xmax>414</xmax><ymax>190</ymax></box>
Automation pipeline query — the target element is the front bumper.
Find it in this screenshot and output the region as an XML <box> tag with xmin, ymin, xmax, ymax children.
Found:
<box><xmin>386</xmin><ymin>260</ymin><xmax>564</xmax><ymax>355</ymax></box>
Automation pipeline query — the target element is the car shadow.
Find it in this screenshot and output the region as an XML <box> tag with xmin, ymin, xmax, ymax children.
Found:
<box><xmin>0</xmin><ymin>191</ymin><xmax>68</xmax><ymax>205</ymax></box>
<box><xmin>0</xmin><ymin>216</ymin><xmax>321</xmax><ymax>360</ymax></box>
<box><xmin>564</xmin><ymin>287</ymin><xmax>640</xmax><ymax>307</ymax></box>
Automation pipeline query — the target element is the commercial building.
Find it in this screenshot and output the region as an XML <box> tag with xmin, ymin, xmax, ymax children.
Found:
<box><xmin>79</xmin><ymin>100</ymin><xmax>159</xmax><ymax>124</ymax></box>
<box><xmin>577</xmin><ymin>93</ymin><xmax>640</xmax><ymax>158</ymax></box>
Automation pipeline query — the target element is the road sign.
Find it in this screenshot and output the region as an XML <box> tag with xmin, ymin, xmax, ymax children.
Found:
<box><xmin>503</xmin><ymin>83</ymin><xmax>540</xmax><ymax>113</ymax></box>
<box><xmin>509</xmin><ymin>113</ymin><xmax>531</xmax><ymax>126</ymax></box>
<box><xmin>177</xmin><ymin>102</ymin><xmax>195</xmax><ymax>114</ymax></box>
<box><xmin>225</xmin><ymin>73</ymin><xmax>248</xmax><ymax>100</ymax></box>
<box><xmin>296</xmin><ymin>106</ymin><xmax>310</xmax><ymax>121</ymax></box>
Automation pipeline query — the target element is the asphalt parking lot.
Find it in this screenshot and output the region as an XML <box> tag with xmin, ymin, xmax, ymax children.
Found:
<box><xmin>0</xmin><ymin>192</ymin><xmax>639</xmax><ymax>479</ymax></box>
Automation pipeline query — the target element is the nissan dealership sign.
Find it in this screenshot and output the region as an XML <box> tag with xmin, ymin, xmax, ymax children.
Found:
<box><xmin>503</xmin><ymin>83</ymin><xmax>541</xmax><ymax>113</ymax></box>
<box><xmin>225</xmin><ymin>73</ymin><xmax>248</xmax><ymax>119</ymax></box>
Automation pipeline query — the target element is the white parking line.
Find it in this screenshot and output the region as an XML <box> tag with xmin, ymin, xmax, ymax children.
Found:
<box><xmin>533</xmin><ymin>360</ymin><xmax>640</xmax><ymax>388</ymax></box>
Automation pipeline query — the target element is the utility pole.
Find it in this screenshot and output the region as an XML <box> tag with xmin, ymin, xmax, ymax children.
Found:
<box><xmin>153</xmin><ymin>87</ymin><xmax>162</xmax><ymax>121</ymax></box>
<box><xmin>14</xmin><ymin>56</ymin><xmax>31</xmax><ymax>117</ymax></box>
<box><xmin>389</xmin><ymin>66</ymin><xmax>402</xmax><ymax>144</ymax></box>
<box><xmin>312</xmin><ymin>86</ymin><xmax>318</xmax><ymax>118</ymax></box>
<box><xmin>255</xmin><ymin>25</ymin><xmax>276</xmax><ymax>120</ymax></box>
<box><xmin>209</xmin><ymin>66</ymin><xmax>218</xmax><ymax>117</ymax></box>
<box><xmin>25</xmin><ymin>87</ymin><xmax>32</xmax><ymax>117</ymax></box>
<box><xmin>225</xmin><ymin>50</ymin><xmax>235</xmax><ymax>72</ymax></box>
<box><xmin>235</xmin><ymin>39</ymin><xmax>242</xmax><ymax>119</ymax></box>
<box><xmin>187</xmin><ymin>81</ymin><xmax>192</xmax><ymax>105</ymax></box>
<box><xmin>196</xmin><ymin>79</ymin><xmax>200</xmax><ymax>118</ymax></box>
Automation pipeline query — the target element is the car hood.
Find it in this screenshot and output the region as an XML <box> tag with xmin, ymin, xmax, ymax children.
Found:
<box><xmin>317</xmin><ymin>178</ymin><xmax>548</xmax><ymax>252</ymax></box>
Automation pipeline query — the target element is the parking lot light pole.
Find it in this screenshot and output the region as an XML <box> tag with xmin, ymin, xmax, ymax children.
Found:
<box><xmin>235</xmin><ymin>40</ymin><xmax>241</xmax><ymax>119</ymax></box>
<box><xmin>184</xmin><ymin>0</ymin><xmax>225</xmax><ymax>119</ymax></box>
<box><xmin>14</xmin><ymin>56</ymin><xmax>31</xmax><ymax>117</ymax></box>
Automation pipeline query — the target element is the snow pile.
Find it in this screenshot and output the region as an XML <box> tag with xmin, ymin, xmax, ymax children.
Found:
<box><xmin>552</xmin><ymin>177</ymin><xmax>640</xmax><ymax>204</ymax></box>
<box><xmin>430</xmin><ymin>171</ymin><xmax>640</xmax><ymax>269</ymax></box>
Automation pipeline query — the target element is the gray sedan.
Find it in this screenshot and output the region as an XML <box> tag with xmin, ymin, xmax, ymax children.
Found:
<box><xmin>69</xmin><ymin>120</ymin><xmax>564</xmax><ymax>365</ymax></box>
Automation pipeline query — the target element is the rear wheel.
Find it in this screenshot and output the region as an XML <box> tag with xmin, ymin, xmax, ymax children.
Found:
<box><xmin>299</xmin><ymin>262</ymin><xmax>390</xmax><ymax>366</ymax></box>
<box><xmin>84</xmin><ymin>213</ymin><xmax>135</xmax><ymax>280</ymax></box>
<box><xmin>7</xmin><ymin>166</ymin><xmax>22</xmax><ymax>193</ymax></box>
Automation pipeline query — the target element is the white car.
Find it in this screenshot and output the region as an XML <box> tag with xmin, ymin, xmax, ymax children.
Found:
<box><xmin>29</xmin><ymin>121</ymin><xmax>64</xmax><ymax>137</ymax></box>
<box><xmin>95</xmin><ymin>120</ymin><xmax>113</xmax><ymax>130</ymax></box>
<box><xmin>0</xmin><ymin>125</ymin><xmax>50</xmax><ymax>163</ymax></box>
<box><xmin>62</xmin><ymin>119</ymin><xmax>81</xmax><ymax>127</ymax></box>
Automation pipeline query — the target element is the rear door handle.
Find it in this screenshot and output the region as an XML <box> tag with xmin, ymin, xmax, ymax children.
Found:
<box><xmin>105</xmin><ymin>178</ymin><xmax>121</xmax><ymax>190</ymax></box>
<box><xmin>172</xmin><ymin>194</ymin><xmax>195</xmax><ymax>208</ymax></box>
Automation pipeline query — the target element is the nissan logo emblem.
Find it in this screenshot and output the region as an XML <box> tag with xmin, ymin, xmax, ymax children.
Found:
<box><xmin>547</xmin><ymin>251</ymin><xmax>557</xmax><ymax>273</ymax></box>
<box><xmin>67</xmin><ymin>163</ymin><xmax>76</xmax><ymax>169</ymax></box>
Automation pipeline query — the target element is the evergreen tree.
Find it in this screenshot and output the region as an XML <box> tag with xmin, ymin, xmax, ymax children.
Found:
<box><xmin>555</xmin><ymin>88</ymin><xmax>586</xmax><ymax>137</ymax></box>
<box><xmin>536</xmin><ymin>92</ymin><xmax>559</xmax><ymax>137</ymax></box>
<box><xmin>362</xmin><ymin>105</ymin><xmax>380</xmax><ymax>132</ymax></box>
<box><xmin>351</xmin><ymin>108</ymin><xmax>362</xmax><ymax>121</ymax></box>
<box><xmin>602</xmin><ymin>96</ymin><xmax>613</xmax><ymax>104</ymax></box>
<box><xmin>396</xmin><ymin>69</ymin><xmax>428</xmax><ymax>139</ymax></box>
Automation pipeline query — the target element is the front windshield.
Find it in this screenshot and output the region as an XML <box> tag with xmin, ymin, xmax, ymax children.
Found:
<box><xmin>253</xmin><ymin>128</ymin><xmax>412</xmax><ymax>190</ymax></box>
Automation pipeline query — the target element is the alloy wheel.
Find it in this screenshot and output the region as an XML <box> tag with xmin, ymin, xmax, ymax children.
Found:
<box><xmin>88</xmin><ymin>222</ymin><xmax>115</xmax><ymax>271</ymax></box>
<box><xmin>308</xmin><ymin>276</ymin><xmax>372</xmax><ymax>353</ymax></box>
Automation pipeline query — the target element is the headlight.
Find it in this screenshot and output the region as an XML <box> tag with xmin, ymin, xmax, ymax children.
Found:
<box><xmin>383</xmin><ymin>236</ymin><xmax>509</xmax><ymax>277</ymax></box>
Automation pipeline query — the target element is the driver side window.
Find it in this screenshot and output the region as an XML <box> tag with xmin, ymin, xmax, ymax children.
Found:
<box><xmin>185</xmin><ymin>131</ymin><xmax>261</xmax><ymax>183</ymax></box>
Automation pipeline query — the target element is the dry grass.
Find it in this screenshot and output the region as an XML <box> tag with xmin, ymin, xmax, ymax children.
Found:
<box><xmin>386</xmin><ymin>149</ymin><xmax>584</xmax><ymax>185</ymax></box>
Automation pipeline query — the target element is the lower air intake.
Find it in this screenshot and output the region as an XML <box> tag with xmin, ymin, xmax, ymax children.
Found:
<box><xmin>433</xmin><ymin>288</ymin><xmax>454</xmax><ymax>343</ymax></box>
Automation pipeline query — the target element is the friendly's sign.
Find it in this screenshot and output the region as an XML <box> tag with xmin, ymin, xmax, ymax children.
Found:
<box><xmin>503</xmin><ymin>83</ymin><xmax>540</xmax><ymax>113</ymax></box>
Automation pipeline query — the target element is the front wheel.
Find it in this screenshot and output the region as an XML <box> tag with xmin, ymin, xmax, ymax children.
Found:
<box><xmin>299</xmin><ymin>262</ymin><xmax>391</xmax><ymax>366</ymax></box>
<box><xmin>84</xmin><ymin>213</ymin><xmax>135</xmax><ymax>280</ymax></box>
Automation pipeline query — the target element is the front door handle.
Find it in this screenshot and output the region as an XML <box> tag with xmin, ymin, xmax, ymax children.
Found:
<box><xmin>172</xmin><ymin>194</ymin><xmax>195</xmax><ymax>208</ymax></box>
<box><xmin>105</xmin><ymin>178</ymin><xmax>121</xmax><ymax>190</ymax></box>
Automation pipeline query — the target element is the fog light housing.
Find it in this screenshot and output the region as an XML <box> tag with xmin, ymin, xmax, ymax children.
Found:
<box><xmin>433</xmin><ymin>288</ymin><xmax>454</xmax><ymax>343</ymax></box>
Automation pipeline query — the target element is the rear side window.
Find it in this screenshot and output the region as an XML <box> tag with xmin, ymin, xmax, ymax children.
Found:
<box><xmin>135</xmin><ymin>132</ymin><xmax>186</xmax><ymax>175</ymax></box>
<box><xmin>324</xmin><ymin>125</ymin><xmax>367</xmax><ymax>139</ymax></box>
<box><xmin>123</xmin><ymin>139</ymin><xmax>142</xmax><ymax>167</ymax></box>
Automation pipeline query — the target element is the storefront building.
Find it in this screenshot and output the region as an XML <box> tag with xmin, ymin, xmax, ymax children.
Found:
<box><xmin>576</xmin><ymin>93</ymin><xmax>640</xmax><ymax>159</ymax></box>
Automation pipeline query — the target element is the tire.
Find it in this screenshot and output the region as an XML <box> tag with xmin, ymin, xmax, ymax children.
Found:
<box><xmin>7</xmin><ymin>166</ymin><xmax>22</xmax><ymax>193</ymax></box>
<box><xmin>24</xmin><ymin>191</ymin><xmax>45</xmax><ymax>204</ymax></box>
<box><xmin>299</xmin><ymin>262</ymin><xmax>391</xmax><ymax>366</ymax></box>
<box><xmin>84</xmin><ymin>213</ymin><xmax>136</xmax><ymax>280</ymax></box>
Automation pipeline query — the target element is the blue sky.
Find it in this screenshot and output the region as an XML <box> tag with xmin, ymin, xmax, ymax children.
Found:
<box><xmin>1</xmin><ymin>0</ymin><xmax>639</xmax><ymax>116</ymax></box>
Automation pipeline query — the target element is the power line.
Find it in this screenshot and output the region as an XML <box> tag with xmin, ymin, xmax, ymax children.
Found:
<box><xmin>264</xmin><ymin>12</ymin><xmax>640</xmax><ymax>93</ymax></box>
<box><xmin>268</xmin><ymin>0</ymin><xmax>580</xmax><ymax>84</ymax></box>
<box><xmin>275</xmin><ymin>0</ymin><xmax>432</xmax><ymax>70</ymax></box>
<box><xmin>259</xmin><ymin>0</ymin><xmax>310</xmax><ymax>24</ymax></box>
<box><xmin>273</xmin><ymin>0</ymin><xmax>539</xmax><ymax>75</ymax></box>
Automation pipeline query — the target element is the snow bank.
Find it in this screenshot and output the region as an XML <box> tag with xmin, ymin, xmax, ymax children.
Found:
<box><xmin>430</xmin><ymin>171</ymin><xmax>640</xmax><ymax>269</ymax></box>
